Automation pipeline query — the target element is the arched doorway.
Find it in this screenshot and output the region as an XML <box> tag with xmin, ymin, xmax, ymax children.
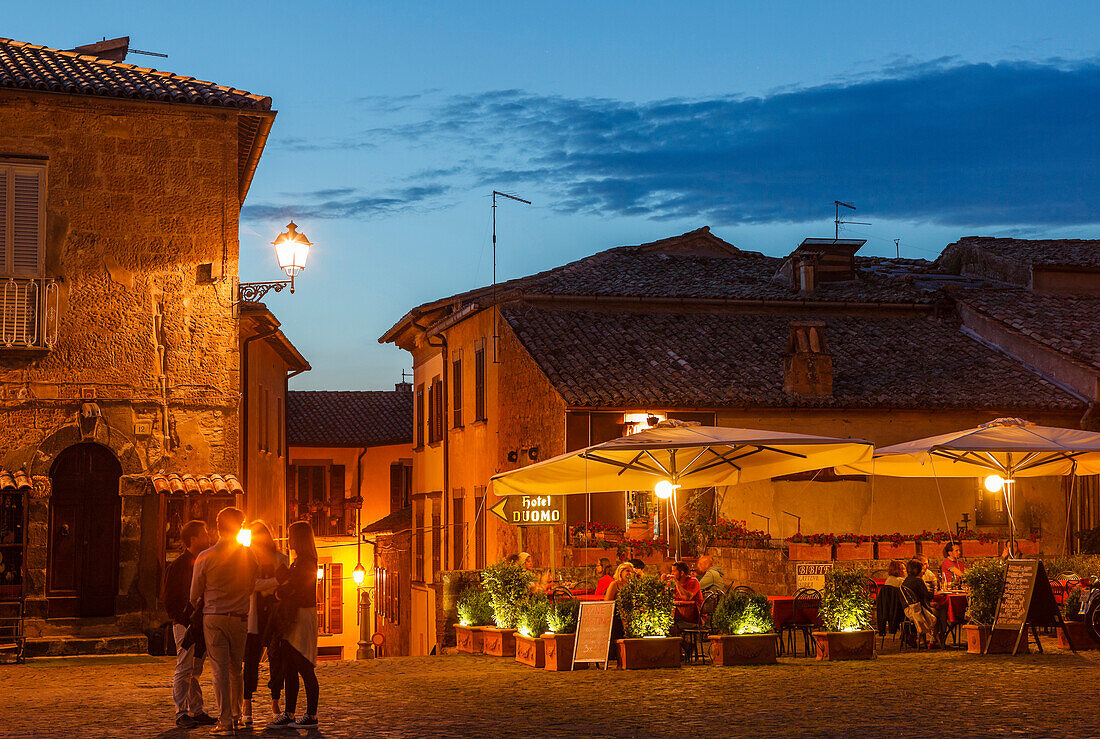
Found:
<box><xmin>48</xmin><ymin>443</ymin><xmax>122</xmax><ymax>618</ymax></box>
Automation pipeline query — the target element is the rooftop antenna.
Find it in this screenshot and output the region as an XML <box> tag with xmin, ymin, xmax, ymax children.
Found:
<box><xmin>401</xmin><ymin>369</ymin><xmax>412</xmax><ymax>383</ymax></box>
<box><xmin>491</xmin><ymin>190</ymin><xmax>531</xmax><ymax>363</ymax></box>
<box><xmin>129</xmin><ymin>48</ymin><xmax>169</xmax><ymax>59</ymax></box>
<box><xmin>894</xmin><ymin>238</ymin><xmax>900</xmax><ymax>259</ymax></box>
<box><xmin>834</xmin><ymin>200</ymin><xmax>870</xmax><ymax>240</ymax></box>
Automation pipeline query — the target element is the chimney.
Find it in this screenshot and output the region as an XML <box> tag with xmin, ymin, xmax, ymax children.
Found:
<box><xmin>70</xmin><ymin>36</ymin><xmax>130</xmax><ymax>62</ymax></box>
<box><xmin>783</xmin><ymin>321</ymin><xmax>833</xmax><ymax>396</ymax></box>
<box><xmin>797</xmin><ymin>254</ymin><xmax>818</xmax><ymax>295</ymax></box>
<box><xmin>395</xmin><ymin>381</ymin><xmax>412</xmax><ymax>393</ymax></box>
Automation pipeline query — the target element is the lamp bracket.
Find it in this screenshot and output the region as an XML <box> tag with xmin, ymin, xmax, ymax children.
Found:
<box><xmin>237</xmin><ymin>279</ymin><xmax>292</xmax><ymax>304</ymax></box>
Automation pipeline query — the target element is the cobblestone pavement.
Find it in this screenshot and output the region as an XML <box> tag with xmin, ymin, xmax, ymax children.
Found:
<box><xmin>2</xmin><ymin>647</ymin><xmax>1098</xmax><ymax>738</ymax></box>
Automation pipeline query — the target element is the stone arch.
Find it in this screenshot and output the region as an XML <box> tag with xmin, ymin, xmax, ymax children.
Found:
<box><xmin>22</xmin><ymin>416</ymin><xmax>145</xmax><ymax>478</ymax></box>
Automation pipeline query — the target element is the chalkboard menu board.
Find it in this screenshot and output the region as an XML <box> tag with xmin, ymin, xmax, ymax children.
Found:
<box><xmin>986</xmin><ymin>559</ymin><xmax>1069</xmax><ymax>655</ymax></box>
<box><xmin>572</xmin><ymin>600</ymin><xmax>616</xmax><ymax>670</ymax></box>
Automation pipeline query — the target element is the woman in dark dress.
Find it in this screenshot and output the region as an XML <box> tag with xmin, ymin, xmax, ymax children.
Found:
<box><xmin>242</xmin><ymin>521</ymin><xmax>287</xmax><ymax>727</ymax></box>
<box><xmin>902</xmin><ymin>559</ymin><xmax>948</xmax><ymax>647</ymax></box>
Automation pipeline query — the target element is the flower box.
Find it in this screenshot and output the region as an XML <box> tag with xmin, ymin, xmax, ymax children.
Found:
<box><xmin>542</xmin><ymin>633</ymin><xmax>576</xmax><ymax>671</ymax></box>
<box><xmin>811</xmin><ymin>630</ymin><xmax>876</xmax><ymax>661</ymax></box>
<box><xmin>1057</xmin><ymin>621</ymin><xmax>1096</xmax><ymax>650</ymax></box>
<box><xmin>960</xmin><ymin>540</ymin><xmax>1000</xmax><ymax>558</ymax></box>
<box><xmin>788</xmin><ymin>543</ymin><xmax>833</xmax><ymax>561</ymax></box>
<box><xmin>616</xmin><ymin>637</ymin><xmax>681</xmax><ymax>669</ymax></box>
<box><xmin>709</xmin><ymin>633</ymin><xmax>778</xmax><ymax>665</ymax></box>
<box><xmin>963</xmin><ymin>624</ymin><xmax>990</xmax><ymax>654</ymax></box>
<box><xmin>454</xmin><ymin>624</ymin><xmax>484</xmax><ymax>654</ymax></box>
<box><xmin>877</xmin><ymin>540</ymin><xmax>918</xmax><ymax>558</ymax></box>
<box><xmin>1016</xmin><ymin>539</ymin><xmax>1041</xmax><ymax>556</ymax></box>
<box><xmin>480</xmin><ymin>627</ymin><xmax>518</xmax><ymax>657</ymax></box>
<box><xmin>514</xmin><ymin>633</ymin><xmax>545</xmax><ymax>668</ymax></box>
<box><xmin>835</xmin><ymin>542</ymin><xmax>874</xmax><ymax>561</ymax></box>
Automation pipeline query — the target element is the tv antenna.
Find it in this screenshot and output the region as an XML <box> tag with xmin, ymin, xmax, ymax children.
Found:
<box><xmin>491</xmin><ymin>190</ymin><xmax>531</xmax><ymax>363</ymax></box>
<box><xmin>894</xmin><ymin>238</ymin><xmax>900</xmax><ymax>259</ymax></box>
<box><xmin>834</xmin><ymin>200</ymin><xmax>869</xmax><ymax>240</ymax></box>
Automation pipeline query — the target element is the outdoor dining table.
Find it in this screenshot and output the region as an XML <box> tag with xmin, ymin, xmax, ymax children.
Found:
<box><xmin>933</xmin><ymin>591</ymin><xmax>968</xmax><ymax>625</ymax></box>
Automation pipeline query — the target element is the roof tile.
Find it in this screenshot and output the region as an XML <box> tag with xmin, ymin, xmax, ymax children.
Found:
<box><xmin>288</xmin><ymin>390</ymin><xmax>413</xmax><ymax>448</ymax></box>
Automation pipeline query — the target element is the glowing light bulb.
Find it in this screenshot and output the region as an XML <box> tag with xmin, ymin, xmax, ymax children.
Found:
<box><xmin>352</xmin><ymin>563</ymin><xmax>366</xmax><ymax>586</ymax></box>
<box><xmin>984</xmin><ymin>474</ymin><xmax>1006</xmax><ymax>493</ymax></box>
<box><xmin>654</xmin><ymin>480</ymin><xmax>678</xmax><ymax>499</ymax></box>
<box><xmin>316</xmin><ymin>566</ymin><xmax>325</xmax><ymax>581</ymax></box>
<box><xmin>236</xmin><ymin>528</ymin><xmax>252</xmax><ymax>547</ymax></box>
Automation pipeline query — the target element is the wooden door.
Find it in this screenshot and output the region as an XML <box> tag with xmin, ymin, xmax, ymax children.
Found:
<box><xmin>48</xmin><ymin>443</ymin><xmax>122</xmax><ymax>617</ymax></box>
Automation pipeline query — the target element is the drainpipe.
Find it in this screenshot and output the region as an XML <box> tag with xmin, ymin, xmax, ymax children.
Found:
<box><xmin>414</xmin><ymin>320</ymin><xmax>449</xmax><ymax>578</ymax></box>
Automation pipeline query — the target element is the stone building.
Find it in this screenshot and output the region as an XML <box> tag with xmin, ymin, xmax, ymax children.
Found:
<box><xmin>287</xmin><ymin>387</ymin><xmax>413</xmax><ymax>659</ymax></box>
<box><xmin>380</xmin><ymin>226</ymin><xmax>1099</xmax><ymax>654</ymax></box>
<box><xmin>0</xmin><ymin>37</ymin><xmax>297</xmax><ymax>654</ymax></box>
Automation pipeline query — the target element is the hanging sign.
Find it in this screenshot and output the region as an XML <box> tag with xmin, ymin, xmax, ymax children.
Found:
<box><xmin>796</xmin><ymin>562</ymin><xmax>832</xmax><ymax>592</ymax></box>
<box><xmin>986</xmin><ymin>559</ymin><xmax>1070</xmax><ymax>655</ymax></box>
<box><xmin>489</xmin><ymin>495</ymin><xmax>565</xmax><ymax>526</ymax></box>
<box><xmin>571</xmin><ymin>600</ymin><xmax>616</xmax><ymax>670</ymax></box>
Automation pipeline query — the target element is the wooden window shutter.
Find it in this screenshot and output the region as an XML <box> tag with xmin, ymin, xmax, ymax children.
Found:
<box><xmin>415</xmin><ymin>384</ymin><xmax>425</xmax><ymax>447</ymax></box>
<box><xmin>11</xmin><ymin>168</ymin><xmax>43</xmax><ymax>276</ymax></box>
<box><xmin>0</xmin><ymin>168</ymin><xmax>7</xmax><ymax>274</ymax></box>
<box><xmin>329</xmin><ymin>464</ymin><xmax>345</xmax><ymax>505</ymax></box>
<box><xmin>474</xmin><ymin>347</ymin><xmax>486</xmax><ymax>421</ymax></box>
<box><xmin>389</xmin><ymin>463</ymin><xmax>402</xmax><ymax>513</ymax></box>
<box><xmin>452</xmin><ymin>359</ymin><xmax>462</xmax><ymax>428</ymax></box>
<box><xmin>329</xmin><ymin>562</ymin><xmax>343</xmax><ymax>633</ymax></box>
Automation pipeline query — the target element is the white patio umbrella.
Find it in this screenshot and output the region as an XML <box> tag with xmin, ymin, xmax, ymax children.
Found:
<box><xmin>490</xmin><ymin>424</ymin><xmax>875</xmax><ymax>497</ymax></box>
<box><xmin>837</xmin><ymin>417</ymin><xmax>1100</xmax><ymax>549</ymax></box>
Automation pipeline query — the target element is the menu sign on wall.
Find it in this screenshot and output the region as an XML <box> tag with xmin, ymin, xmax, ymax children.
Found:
<box><xmin>571</xmin><ymin>600</ymin><xmax>616</xmax><ymax>670</ymax></box>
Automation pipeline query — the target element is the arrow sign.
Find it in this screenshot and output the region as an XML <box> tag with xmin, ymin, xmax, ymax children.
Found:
<box><xmin>489</xmin><ymin>495</ymin><xmax>565</xmax><ymax>526</ymax></box>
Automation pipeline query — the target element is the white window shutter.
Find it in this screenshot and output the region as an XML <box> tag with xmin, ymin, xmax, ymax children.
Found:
<box><xmin>12</xmin><ymin>169</ymin><xmax>42</xmax><ymax>276</ymax></box>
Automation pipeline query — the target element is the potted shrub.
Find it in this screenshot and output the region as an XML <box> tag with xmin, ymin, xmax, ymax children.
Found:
<box><xmin>479</xmin><ymin>561</ymin><xmax>533</xmax><ymax>657</ymax></box>
<box><xmin>709</xmin><ymin>591</ymin><xmax>777</xmax><ymax>665</ymax></box>
<box><xmin>786</xmin><ymin>533</ymin><xmax>834</xmax><ymax>561</ymax></box>
<box><xmin>959</xmin><ymin>558</ymin><xmax>1008</xmax><ymax>653</ymax></box>
<box><xmin>455</xmin><ymin>588</ymin><xmax>493</xmax><ymax>654</ymax></box>
<box><xmin>812</xmin><ymin>568</ymin><xmax>875</xmax><ymax>660</ymax></box>
<box><xmin>616</xmin><ymin>575</ymin><xmax>680</xmax><ymax>669</ymax></box>
<box><xmin>543</xmin><ymin>599</ymin><xmax>579</xmax><ymax>671</ymax></box>
<box><xmin>876</xmin><ymin>532</ymin><xmax>919</xmax><ymax>559</ymax></box>
<box><xmin>514</xmin><ymin>594</ymin><xmax>550</xmax><ymax>667</ymax></box>
<box><xmin>835</xmin><ymin>533</ymin><xmax>873</xmax><ymax>561</ymax></box>
<box><xmin>1058</xmin><ymin>585</ymin><xmax>1095</xmax><ymax>650</ymax></box>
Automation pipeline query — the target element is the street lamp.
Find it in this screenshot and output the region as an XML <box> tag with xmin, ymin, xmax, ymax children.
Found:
<box><xmin>352</xmin><ymin>562</ymin><xmax>366</xmax><ymax>586</ymax></box>
<box><xmin>237</xmin><ymin>221</ymin><xmax>313</xmax><ymax>303</ymax></box>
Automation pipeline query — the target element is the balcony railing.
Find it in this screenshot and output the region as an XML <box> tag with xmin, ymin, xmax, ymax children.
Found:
<box><xmin>1</xmin><ymin>277</ymin><xmax>59</xmax><ymax>350</ymax></box>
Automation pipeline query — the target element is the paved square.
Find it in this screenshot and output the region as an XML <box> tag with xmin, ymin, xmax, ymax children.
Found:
<box><xmin>1</xmin><ymin>648</ymin><xmax>1097</xmax><ymax>737</ymax></box>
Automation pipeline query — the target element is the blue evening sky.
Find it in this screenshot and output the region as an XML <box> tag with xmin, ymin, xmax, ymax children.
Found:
<box><xmin>9</xmin><ymin>2</ymin><xmax>1100</xmax><ymax>388</ymax></box>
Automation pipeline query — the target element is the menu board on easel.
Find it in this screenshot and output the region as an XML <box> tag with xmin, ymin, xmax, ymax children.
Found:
<box><xmin>985</xmin><ymin>559</ymin><xmax>1070</xmax><ymax>655</ymax></box>
<box><xmin>571</xmin><ymin>600</ymin><xmax>615</xmax><ymax>670</ymax></box>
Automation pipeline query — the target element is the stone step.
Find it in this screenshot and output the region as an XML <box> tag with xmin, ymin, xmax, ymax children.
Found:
<box><xmin>26</xmin><ymin>633</ymin><xmax>148</xmax><ymax>658</ymax></box>
<box><xmin>24</xmin><ymin>614</ymin><xmax>144</xmax><ymax>639</ymax></box>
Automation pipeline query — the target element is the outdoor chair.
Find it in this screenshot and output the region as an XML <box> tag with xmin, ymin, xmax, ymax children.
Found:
<box><xmin>875</xmin><ymin>584</ymin><xmax>906</xmax><ymax>650</ymax></box>
<box><xmin>549</xmin><ymin>586</ymin><xmax>577</xmax><ymax>605</ymax></box>
<box><xmin>865</xmin><ymin>578</ymin><xmax>879</xmax><ymax>601</ymax></box>
<box><xmin>870</xmin><ymin>569</ymin><xmax>889</xmax><ymax>580</ymax></box>
<box><xmin>731</xmin><ymin>585</ymin><xmax>755</xmax><ymax>596</ymax></box>
<box><xmin>681</xmin><ymin>591</ymin><xmax>721</xmax><ymax>665</ymax></box>
<box><xmin>782</xmin><ymin>588</ymin><xmax>820</xmax><ymax>657</ymax></box>
<box><xmin>1062</xmin><ymin>572</ymin><xmax>1081</xmax><ymax>582</ymax></box>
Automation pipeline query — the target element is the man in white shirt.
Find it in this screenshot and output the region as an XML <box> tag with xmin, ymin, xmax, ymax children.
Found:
<box><xmin>190</xmin><ymin>507</ymin><xmax>258</xmax><ymax>735</ymax></box>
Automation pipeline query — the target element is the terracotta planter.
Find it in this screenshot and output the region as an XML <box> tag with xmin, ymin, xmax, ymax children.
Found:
<box><xmin>878</xmin><ymin>540</ymin><xmax>918</xmax><ymax>558</ymax></box>
<box><xmin>811</xmin><ymin>630</ymin><xmax>876</xmax><ymax>661</ymax></box>
<box><xmin>481</xmin><ymin>627</ymin><xmax>518</xmax><ymax>657</ymax></box>
<box><xmin>616</xmin><ymin>637</ymin><xmax>681</xmax><ymax>669</ymax></box>
<box><xmin>1058</xmin><ymin>620</ymin><xmax>1096</xmax><ymax>650</ymax></box>
<box><xmin>788</xmin><ymin>543</ymin><xmax>833</xmax><ymax>561</ymax></box>
<box><xmin>1016</xmin><ymin>539</ymin><xmax>1041</xmax><ymax>556</ymax></box>
<box><xmin>594</xmin><ymin>531</ymin><xmax>622</xmax><ymax>543</ymax></box>
<box><xmin>455</xmin><ymin>624</ymin><xmax>484</xmax><ymax>654</ymax></box>
<box><xmin>963</xmin><ymin>624</ymin><xmax>991</xmax><ymax>654</ymax></box>
<box><xmin>959</xmin><ymin>540</ymin><xmax>1000</xmax><ymax>557</ymax></box>
<box><xmin>514</xmin><ymin>633</ymin><xmax>546</xmax><ymax>667</ymax></box>
<box><xmin>542</xmin><ymin>632</ymin><xmax>577</xmax><ymax>671</ymax></box>
<box><xmin>709</xmin><ymin>633</ymin><xmax>778</xmax><ymax>665</ymax></box>
<box><xmin>835</xmin><ymin>542</ymin><xmax>874</xmax><ymax>561</ymax></box>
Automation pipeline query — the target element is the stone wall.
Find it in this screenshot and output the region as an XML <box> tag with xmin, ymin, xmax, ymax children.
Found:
<box><xmin>376</xmin><ymin>529</ymin><xmax>412</xmax><ymax>657</ymax></box>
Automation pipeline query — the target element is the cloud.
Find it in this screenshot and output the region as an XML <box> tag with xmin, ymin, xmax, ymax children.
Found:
<box><xmin>242</xmin><ymin>183</ymin><xmax>451</xmax><ymax>222</ymax></box>
<box><xmin>356</xmin><ymin>58</ymin><xmax>1100</xmax><ymax>227</ymax></box>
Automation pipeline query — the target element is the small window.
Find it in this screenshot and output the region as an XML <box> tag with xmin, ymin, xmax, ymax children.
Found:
<box><xmin>316</xmin><ymin>562</ymin><xmax>343</xmax><ymax>636</ymax></box>
<box><xmin>414</xmin><ymin>501</ymin><xmax>425</xmax><ymax>582</ymax></box>
<box><xmin>389</xmin><ymin>461</ymin><xmax>412</xmax><ymax>513</ymax></box>
<box><xmin>474</xmin><ymin>346</ymin><xmax>486</xmax><ymax>421</ymax></box>
<box><xmin>428</xmin><ymin>376</ymin><xmax>443</xmax><ymax>444</ymax></box>
<box><xmin>452</xmin><ymin>358</ymin><xmax>463</xmax><ymax>429</ymax></box>
<box><xmin>452</xmin><ymin>494</ymin><xmax>465</xmax><ymax>569</ymax></box>
<box><xmin>0</xmin><ymin>162</ymin><xmax>45</xmax><ymax>278</ymax></box>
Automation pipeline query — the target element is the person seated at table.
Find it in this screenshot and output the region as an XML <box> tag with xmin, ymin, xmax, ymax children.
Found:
<box><xmin>940</xmin><ymin>542</ymin><xmax>966</xmax><ymax>585</ymax></box>
<box><xmin>671</xmin><ymin>562</ymin><xmax>703</xmax><ymax>634</ymax></box>
<box><xmin>884</xmin><ymin>560</ymin><xmax>905</xmax><ymax>589</ymax></box>
<box><xmin>593</xmin><ymin>558</ymin><xmax>614</xmax><ymax>598</ymax></box>
<box><xmin>628</xmin><ymin>558</ymin><xmax>647</xmax><ymax>575</ymax></box>
<box><xmin>604</xmin><ymin>562</ymin><xmax>635</xmax><ymax>601</ymax></box>
<box><xmin>917</xmin><ymin>555</ymin><xmax>938</xmax><ymax>591</ymax></box>
<box><xmin>539</xmin><ymin>569</ymin><xmax>560</xmax><ymax>594</ymax></box>
<box><xmin>1000</xmin><ymin>539</ymin><xmax>1022</xmax><ymax>560</ymax></box>
<box><xmin>695</xmin><ymin>555</ymin><xmax>724</xmax><ymax>592</ymax></box>
<box><xmin>903</xmin><ymin>559</ymin><xmax>948</xmax><ymax>648</ymax></box>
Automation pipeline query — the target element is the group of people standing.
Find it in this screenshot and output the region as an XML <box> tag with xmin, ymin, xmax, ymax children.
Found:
<box><xmin>163</xmin><ymin>507</ymin><xmax>322</xmax><ymax>734</ymax></box>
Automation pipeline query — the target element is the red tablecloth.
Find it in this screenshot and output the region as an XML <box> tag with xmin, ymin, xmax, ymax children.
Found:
<box><xmin>769</xmin><ymin>595</ymin><xmax>822</xmax><ymax>629</ymax></box>
<box><xmin>575</xmin><ymin>593</ymin><xmax>605</xmax><ymax>602</ymax></box>
<box><xmin>933</xmin><ymin>592</ymin><xmax>967</xmax><ymax>624</ymax></box>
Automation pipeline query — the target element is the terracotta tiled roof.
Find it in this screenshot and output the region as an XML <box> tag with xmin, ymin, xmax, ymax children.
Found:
<box><xmin>151</xmin><ymin>473</ymin><xmax>243</xmax><ymax>496</ymax></box>
<box><xmin>0</xmin><ymin>469</ymin><xmax>31</xmax><ymax>492</ymax></box>
<box><xmin>956</xmin><ymin>289</ymin><xmax>1100</xmax><ymax>370</ymax></box>
<box><xmin>288</xmin><ymin>389</ymin><xmax>413</xmax><ymax>447</ymax></box>
<box><xmin>361</xmin><ymin>506</ymin><xmax>411</xmax><ymax>535</ymax></box>
<box><xmin>502</xmin><ymin>306</ymin><xmax>1084</xmax><ymax>411</ymax></box>
<box><xmin>944</xmin><ymin>237</ymin><xmax>1100</xmax><ymax>271</ymax></box>
<box><xmin>0</xmin><ymin>38</ymin><xmax>271</xmax><ymax>110</ymax></box>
